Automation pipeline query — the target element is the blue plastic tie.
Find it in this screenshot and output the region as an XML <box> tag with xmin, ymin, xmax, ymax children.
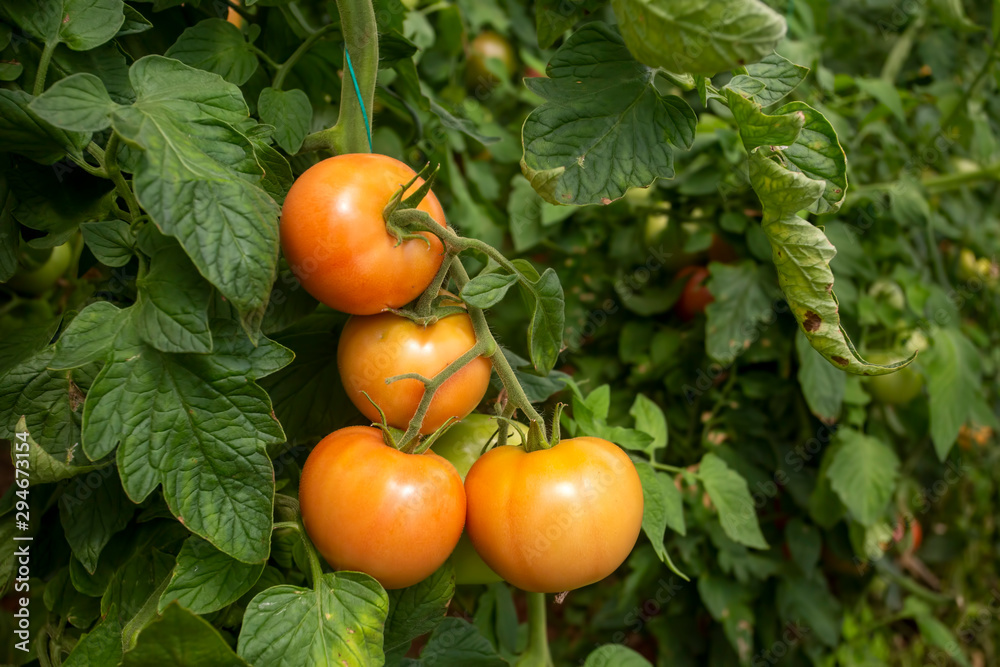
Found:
<box><xmin>344</xmin><ymin>48</ymin><xmax>373</xmax><ymax>152</ymax></box>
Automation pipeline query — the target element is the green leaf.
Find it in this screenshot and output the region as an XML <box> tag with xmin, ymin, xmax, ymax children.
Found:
<box><xmin>112</xmin><ymin>55</ymin><xmax>280</xmax><ymax>314</ymax></box>
<box><xmin>1</xmin><ymin>0</ymin><xmax>125</xmax><ymax>51</ymax></box>
<box><xmin>30</xmin><ymin>73</ymin><xmax>116</xmax><ymax>132</ymax></box>
<box><xmin>83</xmin><ymin>316</ymin><xmax>292</xmax><ymax>563</ymax></box>
<box><xmin>237</xmin><ymin>573</ymin><xmax>389</xmax><ymax>667</ymax></box>
<box><xmin>384</xmin><ymin>564</ymin><xmax>455</xmax><ymax>655</ymax></box>
<box><xmin>699</xmin><ymin>453</ymin><xmax>768</xmax><ymax>549</ymax></box>
<box><xmin>417</xmin><ymin>617</ymin><xmax>506</xmax><ymax>667</ymax></box>
<box><xmin>59</xmin><ymin>468</ymin><xmax>134</xmax><ymax>572</ymax></box>
<box><xmin>0</xmin><ymin>89</ymin><xmax>90</xmax><ymax>163</ymax></box>
<box><xmin>795</xmin><ymin>328</ymin><xmax>845</xmax><ymax>423</ymax></box>
<box><xmin>724</xmin><ymin>74</ymin><xmax>766</xmax><ymax>98</ymax></box>
<box><xmin>629</xmin><ymin>393</ymin><xmax>668</xmax><ymax>454</ymax></box>
<box><xmin>122</xmin><ymin>603</ymin><xmax>250</xmax><ymax>667</ymax></box>
<box><xmin>165</xmin><ymin>19</ymin><xmax>259</xmax><ymax>85</ymax></box>
<box><xmin>744</xmin><ymin>52</ymin><xmax>809</xmax><ymax>106</ymax></box>
<box><xmin>134</xmin><ymin>244</ymin><xmax>214</xmax><ymax>354</ymax></box>
<box><xmin>784</xmin><ymin>518</ymin><xmax>821</xmax><ymax>572</ymax></box>
<box><xmin>930</xmin><ymin>0</ymin><xmax>981</xmax><ymax>32</ymax></box>
<box><xmin>521</xmin><ymin>23</ymin><xmax>696</xmax><ymax>205</ymax></box>
<box><xmin>635</xmin><ymin>462</ymin><xmax>686</xmax><ymax>571</ymax></box>
<box><xmin>771</xmin><ymin>101</ymin><xmax>848</xmax><ymax>214</ymax></box>
<box><xmin>535</xmin><ymin>0</ymin><xmax>605</xmax><ymax>49</ymax></box>
<box><xmin>611</xmin><ymin>0</ymin><xmax>786</xmax><ymax>75</ymax></box>
<box><xmin>923</xmin><ymin>328</ymin><xmax>980</xmax><ymax>460</ymax></box>
<box><xmin>704</xmin><ymin>260</ymin><xmax>776</xmax><ymax>364</ymax></box>
<box><xmin>81</xmin><ymin>219</ymin><xmax>134</xmax><ymax>267</ymax></box>
<box><xmin>506</xmin><ymin>176</ymin><xmax>575</xmax><ymax>252</ymax></box>
<box><xmin>461</xmin><ymin>272</ymin><xmax>519</xmax><ymax>309</ymax></box>
<box><xmin>826</xmin><ymin>429</ymin><xmax>899</xmax><ymax>526</ymax></box>
<box><xmin>43</xmin><ymin>566</ymin><xmax>101</xmax><ymax>628</ymax></box>
<box><xmin>51</xmin><ymin>301</ymin><xmax>133</xmax><ymax>370</ymax></box>
<box><xmin>855</xmin><ymin>77</ymin><xmax>906</xmax><ymax>123</ymax></box>
<box><xmin>63</xmin><ymin>612</ymin><xmax>124</xmax><ymax>667</ymax></box>
<box><xmin>584</xmin><ymin>644</ymin><xmax>653</xmax><ymax>667</ymax></box>
<box><xmin>14</xmin><ymin>415</ymin><xmax>101</xmax><ymax>484</ymax></box>
<box><xmin>102</xmin><ymin>544</ymin><xmax>177</xmax><ymax>625</ymax></box>
<box><xmin>525</xmin><ymin>268</ymin><xmax>565</xmax><ymax>374</ymax></box>
<box><xmin>697</xmin><ymin>574</ymin><xmax>755</xmax><ymax>662</ymax></box>
<box><xmin>159</xmin><ymin>536</ymin><xmax>265</xmax><ymax>614</ymax></box>
<box><xmin>494</xmin><ymin>349</ymin><xmax>570</xmax><ymax>404</ymax></box>
<box><xmin>118</xmin><ymin>3</ymin><xmax>152</xmax><ymax>35</ymax></box>
<box><xmin>913</xmin><ymin>613</ymin><xmax>971</xmax><ymax>667</ymax></box>
<box><xmin>257</xmin><ymin>87</ymin><xmax>312</xmax><ymax>154</ymax></box>
<box><xmin>749</xmin><ymin>152</ymin><xmax>908</xmax><ymax>375</ymax></box>
<box><xmin>776</xmin><ymin>573</ymin><xmax>841</xmax><ymax>646</ymax></box>
<box><xmin>726</xmin><ymin>89</ymin><xmax>804</xmax><ymax>151</ymax></box>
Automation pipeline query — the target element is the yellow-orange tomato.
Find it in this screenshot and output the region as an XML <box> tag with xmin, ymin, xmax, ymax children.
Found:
<box><xmin>280</xmin><ymin>154</ymin><xmax>447</xmax><ymax>315</ymax></box>
<box><xmin>464</xmin><ymin>437</ymin><xmax>644</xmax><ymax>593</ymax></box>
<box><xmin>338</xmin><ymin>312</ymin><xmax>492</xmax><ymax>433</ymax></box>
<box><xmin>298</xmin><ymin>426</ymin><xmax>466</xmax><ymax>589</ymax></box>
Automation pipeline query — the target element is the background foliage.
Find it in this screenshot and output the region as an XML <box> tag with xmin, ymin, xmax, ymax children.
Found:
<box><xmin>0</xmin><ymin>0</ymin><xmax>998</xmax><ymax>665</ymax></box>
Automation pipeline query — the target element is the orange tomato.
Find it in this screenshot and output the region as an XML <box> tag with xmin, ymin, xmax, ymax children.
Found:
<box><xmin>675</xmin><ymin>266</ymin><xmax>713</xmax><ymax>321</ymax></box>
<box><xmin>464</xmin><ymin>437</ymin><xmax>644</xmax><ymax>593</ymax></box>
<box><xmin>298</xmin><ymin>426</ymin><xmax>466</xmax><ymax>589</ymax></box>
<box><xmin>337</xmin><ymin>312</ymin><xmax>492</xmax><ymax>433</ymax></box>
<box><xmin>280</xmin><ymin>154</ymin><xmax>447</xmax><ymax>315</ymax></box>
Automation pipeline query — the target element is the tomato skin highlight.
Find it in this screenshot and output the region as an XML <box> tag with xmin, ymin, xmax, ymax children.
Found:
<box><xmin>279</xmin><ymin>154</ymin><xmax>447</xmax><ymax>315</ymax></box>
<box><xmin>675</xmin><ymin>266</ymin><xmax>714</xmax><ymax>321</ymax></box>
<box><xmin>464</xmin><ymin>437</ymin><xmax>644</xmax><ymax>593</ymax></box>
<box><xmin>298</xmin><ymin>426</ymin><xmax>466</xmax><ymax>590</ymax></box>
<box><xmin>337</xmin><ymin>312</ymin><xmax>492</xmax><ymax>434</ymax></box>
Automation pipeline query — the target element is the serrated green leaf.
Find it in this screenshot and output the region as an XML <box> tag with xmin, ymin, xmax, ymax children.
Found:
<box><xmin>237</xmin><ymin>573</ymin><xmax>389</xmax><ymax>666</ymax></box>
<box><xmin>521</xmin><ymin>23</ymin><xmax>696</xmax><ymax>205</ymax></box>
<box><xmin>526</xmin><ymin>268</ymin><xmax>565</xmax><ymax>374</ymax></box>
<box><xmin>611</xmin><ymin>0</ymin><xmax>786</xmax><ymax>75</ymax></box>
<box><xmin>535</xmin><ymin>0</ymin><xmax>605</xmax><ymax>49</ymax></box>
<box><xmin>795</xmin><ymin>328</ymin><xmax>845</xmax><ymax>423</ymax></box>
<box><xmin>59</xmin><ymin>468</ymin><xmax>134</xmax><ymax>572</ymax></box>
<box><xmin>772</xmin><ymin>101</ymin><xmax>848</xmax><ymax>214</ymax></box>
<box><xmin>258</xmin><ymin>87</ymin><xmax>312</xmax><ymax>154</ymax></box>
<box><xmin>160</xmin><ymin>536</ymin><xmax>265</xmax><ymax>614</ymax></box>
<box><xmin>14</xmin><ymin>415</ymin><xmax>101</xmax><ymax>484</ymax></box>
<box><xmin>461</xmin><ymin>272</ymin><xmax>519</xmax><ymax>309</ymax></box>
<box><xmin>102</xmin><ymin>546</ymin><xmax>176</xmax><ymax>626</ymax></box>
<box><xmin>699</xmin><ymin>453</ymin><xmax>768</xmax><ymax>549</ymax></box>
<box><xmin>629</xmin><ymin>393</ymin><xmax>668</xmax><ymax>454</ymax></box>
<box><xmin>726</xmin><ymin>88</ymin><xmax>805</xmax><ymax>151</ymax></box>
<box><xmin>749</xmin><ymin>152</ymin><xmax>908</xmax><ymax>375</ymax></box>
<box><xmin>0</xmin><ymin>89</ymin><xmax>90</xmax><ymax>164</ymax></box>
<box><xmin>826</xmin><ymin>429</ymin><xmax>899</xmax><ymax>526</ymax></box>
<box><xmin>635</xmin><ymin>462</ymin><xmax>686</xmax><ymax>573</ymax></box>
<box><xmin>122</xmin><ymin>604</ymin><xmax>250</xmax><ymax>667</ymax></box>
<box><xmin>83</xmin><ymin>316</ymin><xmax>292</xmax><ymax>563</ymax></box>
<box><xmin>384</xmin><ymin>564</ymin><xmax>455</xmax><ymax>654</ymax></box>
<box><xmin>63</xmin><ymin>612</ymin><xmax>124</xmax><ymax>667</ymax></box>
<box><xmin>165</xmin><ymin>19</ymin><xmax>259</xmax><ymax>85</ymax></box>
<box><xmin>417</xmin><ymin>617</ymin><xmax>506</xmax><ymax>667</ymax></box>
<box><xmin>81</xmin><ymin>219</ymin><xmax>134</xmax><ymax>267</ymax></box>
<box><xmin>744</xmin><ymin>52</ymin><xmax>809</xmax><ymax>106</ymax></box>
<box><xmin>112</xmin><ymin>55</ymin><xmax>280</xmax><ymax>314</ymax></box>
<box><xmin>30</xmin><ymin>73</ymin><xmax>116</xmax><ymax>132</ymax></box>
<box><xmin>1</xmin><ymin>0</ymin><xmax>124</xmax><ymax>51</ymax></box>
<box><xmin>135</xmin><ymin>244</ymin><xmax>213</xmax><ymax>354</ymax></box>
<box><xmin>51</xmin><ymin>301</ymin><xmax>133</xmax><ymax>370</ymax></box>
<box><xmin>704</xmin><ymin>260</ymin><xmax>776</xmax><ymax>364</ymax></box>
<box><xmin>584</xmin><ymin>644</ymin><xmax>653</xmax><ymax>667</ymax></box>
<box><xmin>923</xmin><ymin>328</ymin><xmax>980</xmax><ymax>460</ymax></box>
<box><xmin>724</xmin><ymin>74</ymin><xmax>766</xmax><ymax>97</ymax></box>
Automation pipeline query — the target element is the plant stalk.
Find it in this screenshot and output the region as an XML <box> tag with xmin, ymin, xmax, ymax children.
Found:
<box><xmin>33</xmin><ymin>40</ymin><xmax>57</xmax><ymax>96</ymax></box>
<box><xmin>517</xmin><ymin>592</ymin><xmax>554</xmax><ymax>667</ymax></box>
<box><xmin>104</xmin><ymin>133</ymin><xmax>142</xmax><ymax>222</ymax></box>
<box><xmin>272</xmin><ymin>23</ymin><xmax>339</xmax><ymax>91</ymax></box>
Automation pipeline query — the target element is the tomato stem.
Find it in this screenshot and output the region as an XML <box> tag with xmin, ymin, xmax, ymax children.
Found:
<box><xmin>414</xmin><ymin>254</ymin><xmax>453</xmax><ymax>316</ymax></box>
<box><xmin>104</xmin><ymin>133</ymin><xmax>142</xmax><ymax>223</ymax></box>
<box><xmin>272</xmin><ymin>23</ymin><xmax>339</xmax><ymax>91</ymax></box>
<box><xmin>518</xmin><ymin>592</ymin><xmax>554</xmax><ymax>667</ymax></box>
<box><xmin>32</xmin><ymin>40</ymin><xmax>57</xmax><ymax>96</ymax></box>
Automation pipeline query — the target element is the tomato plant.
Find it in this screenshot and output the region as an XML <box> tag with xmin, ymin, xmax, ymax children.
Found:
<box><xmin>0</xmin><ymin>0</ymin><xmax>997</xmax><ymax>665</ymax></box>
<box><xmin>4</xmin><ymin>241</ymin><xmax>74</xmax><ymax>295</ymax></box>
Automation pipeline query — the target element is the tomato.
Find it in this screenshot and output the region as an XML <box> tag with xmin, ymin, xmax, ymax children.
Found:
<box><xmin>432</xmin><ymin>414</ymin><xmax>524</xmax><ymax>585</ymax></box>
<box><xmin>298</xmin><ymin>426</ymin><xmax>466</xmax><ymax>589</ymax></box>
<box><xmin>280</xmin><ymin>154</ymin><xmax>447</xmax><ymax>315</ymax></box>
<box><xmin>5</xmin><ymin>242</ymin><xmax>73</xmax><ymax>295</ymax></box>
<box><xmin>466</xmin><ymin>31</ymin><xmax>517</xmax><ymax>90</ymax></box>
<box><xmin>464</xmin><ymin>437</ymin><xmax>644</xmax><ymax>593</ymax></box>
<box><xmin>864</xmin><ymin>351</ymin><xmax>924</xmax><ymax>405</ymax></box>
<box><xmin>958</xmin><ymin>424</ymin><xmax>994</xmax><ymax>450</ymax></box>
<box><xmin>675</xmin><ymin>266</ymin><xmax>713</xmax><ymax>321</ymax></box>
<box><xmin>338</xmin><ymin>312</ymin><xmax>492</xmax><ymax>433</ymax></box>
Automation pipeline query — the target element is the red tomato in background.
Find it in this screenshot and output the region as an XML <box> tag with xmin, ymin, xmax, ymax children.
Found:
<box><xmin>675</xmin><ymin>266</ymin><xmax>714</xmax><ymax>321</ymax></box>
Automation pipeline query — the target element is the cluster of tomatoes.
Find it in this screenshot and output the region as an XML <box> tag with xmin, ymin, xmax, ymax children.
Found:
<box><xmin>280</xmin><ymin>154</ymin><xmax>644</xmax><ymax>592</ymax></box>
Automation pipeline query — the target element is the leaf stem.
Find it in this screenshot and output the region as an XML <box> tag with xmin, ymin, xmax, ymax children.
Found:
<box><xmin>249</xmin><ymin>43</ymin><xmax>281</xmax><ymax>71</ymax></box>
<box><xmin>517</xmin><ymin>592</ymin><xmax>554</xmax><ymax>667</ymax></box>
<box><xmin>104</xmin><ymin>133</ymin><xmax>141</xmax><ymax>222</ymax></box>
<box><xmin>33</xmin><ymin>40</ymin><xmax>57</xmax><ymax>96</ymax></box>
<box><xmin>272</xmin><ymin>23</ymin><xmax>339</xmax><ymax>91</ymax></box>
<box><xmin>649</xmin><ymin>461</ymin><xmax>687</xmax><ymax>474</ymax></box>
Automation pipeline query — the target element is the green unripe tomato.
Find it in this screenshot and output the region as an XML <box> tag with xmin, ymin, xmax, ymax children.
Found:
<box><xmin>465</xmin><ymin>31</ymin><xmax>517</xmax><ymax>90</ymax></box>
<box><xmin>865</xmin><ymin>351</ymin><xmax>924</xmax><ymax>405</ymax></box>
<box><xmin>6</xmin><ymin>242</ymin><xmax>73</xmax><ymax>295</ymax></box>
<box><xmin>432</xmin><ymin>414</ymin><xmax>522</xmax><ymax>585</ymax></box>
<box><xmin>867</xmin><ymin>279</ymin><xmax>906</xmax><ymax>311</ymax></box>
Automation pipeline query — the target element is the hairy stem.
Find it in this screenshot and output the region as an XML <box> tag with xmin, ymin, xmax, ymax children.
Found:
<box><xmin>104</xmin><ymin>133</ymin><xmax>142</xmax><ymax>222</ymax></box>
<box><xmin>517</xmin><ymin>592</ymin><xmax>554</xmax><ymax>667</ymax></box>
<box><xmin>33</xmin><ymin>40</ymin><xmax>57</xmax><ymax>96</ymax></box>
<box><xmin>272</xmin><ymin>23</ymin><xmax>339</xmax><ymax>91</ymax></box>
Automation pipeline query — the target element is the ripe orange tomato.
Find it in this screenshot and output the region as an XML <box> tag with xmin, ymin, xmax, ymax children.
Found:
<box><xmin>298</xmin><ymin>426</ymin><xmax>466</xmax><ymax>589</ymax></box>
<box><xmin>464</xmin><ymin>437</ymin><xmax>644</xmax><ymax>593</ymax></box>
<box><xmin>675</xmin><ymin>266</ymin><xmax>713</xmax><ymax>321</ymax></box>
<box><xmin>279</xmin><ymin>154</ymin><xmax>447</xmax><ymax>315</ymax></box>
<box><xmin>337</xmin><ymin>312</ymin><xmax>492</xmax><ymax>433</ymax></box>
